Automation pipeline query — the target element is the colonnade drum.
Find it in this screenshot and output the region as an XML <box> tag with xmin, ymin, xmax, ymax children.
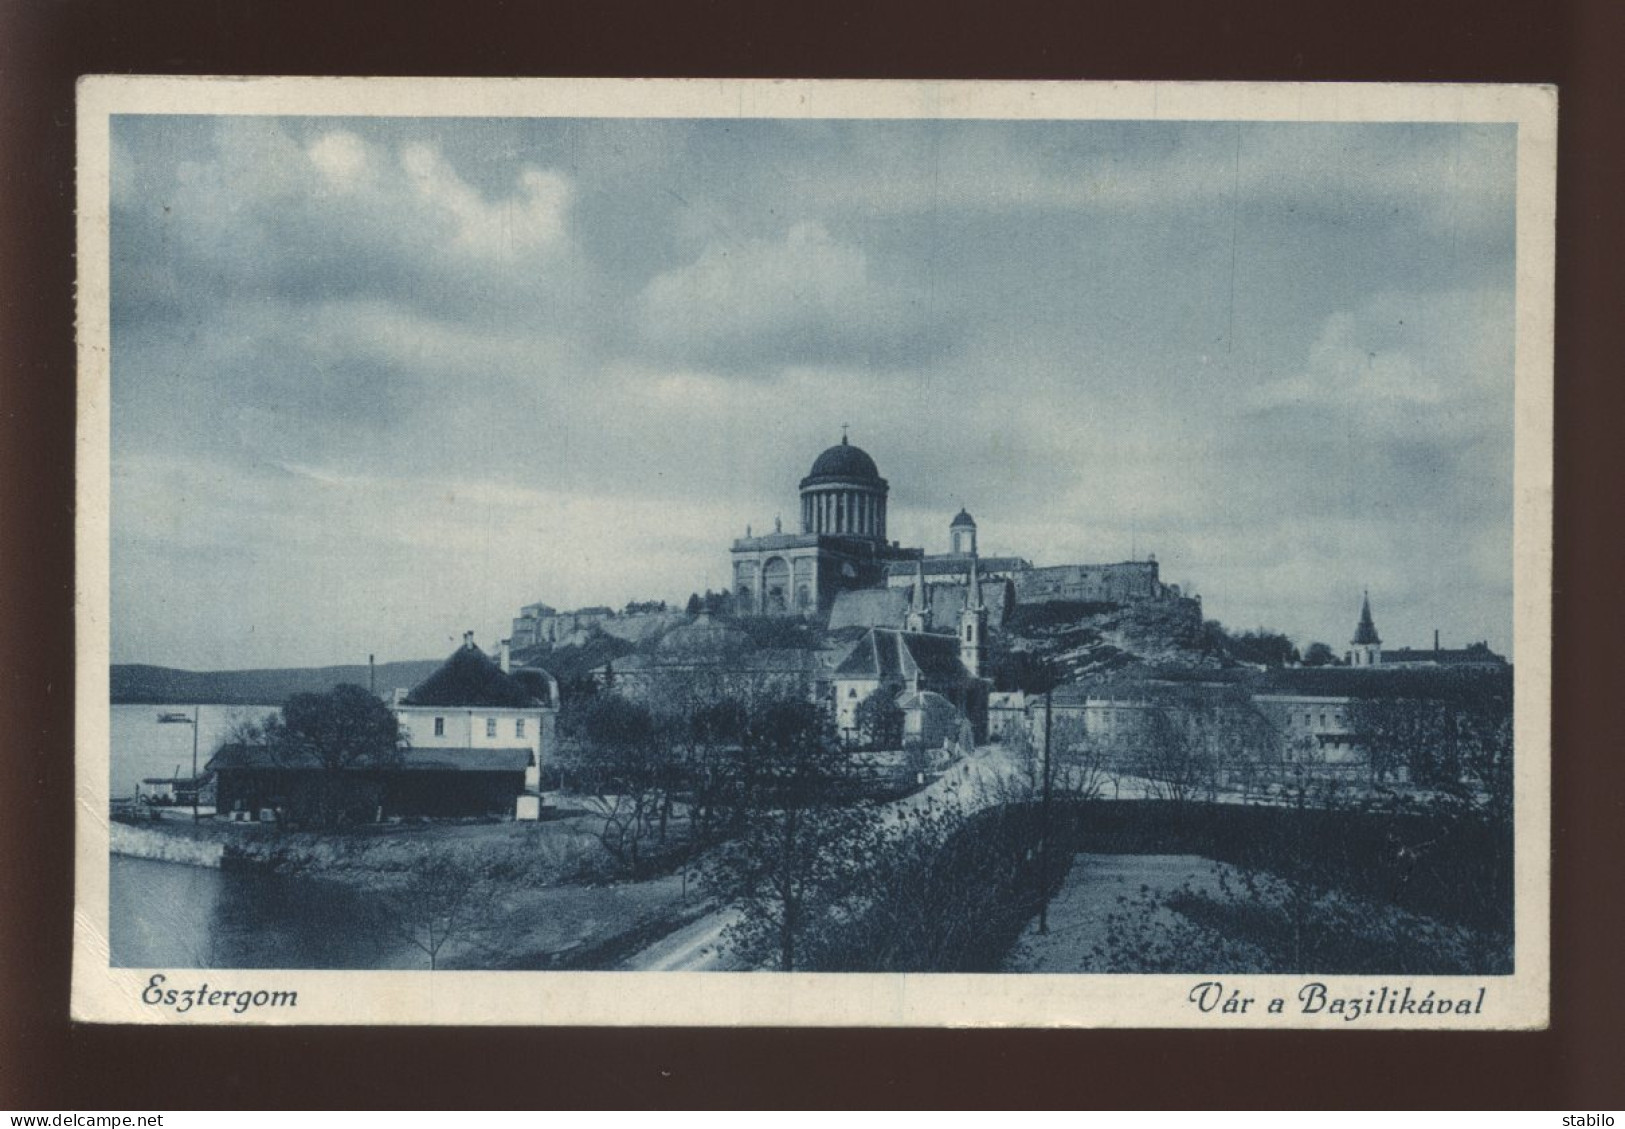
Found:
<box><xmin>801</xmin><ymin>482</ymin><xmax>888</xmax><ymax>541</ymax></box>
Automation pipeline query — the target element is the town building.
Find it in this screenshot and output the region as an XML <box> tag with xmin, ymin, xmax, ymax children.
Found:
<box><xmin>1381</xmin><ymin>633</ymin><xmax>1508</xmax><ymax>668</ymax></box>
<box><xmin>392</xmin><ymin>634</ymin><xmax>558</xmax><ymax>817</ymax></box>
<box><xmin>209</xmin><ymin>635</ymin><xmax>560</xmax><ymax>825</ymax></box>
<box><xmin>586</xmin><ymin>613</ymin><xmax>835</xmax><ymax>705</ymax></box>
<box><xmin>1250</xmin><ymin>694</ymin><xmax>1361</xmax><ymax>759</ymax></box>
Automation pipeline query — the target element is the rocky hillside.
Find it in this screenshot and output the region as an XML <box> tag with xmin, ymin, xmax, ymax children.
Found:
<box><xmin>998</xmin><ymin>596</ymin><xmax>1218</xmax><ymax>682</ymax></box>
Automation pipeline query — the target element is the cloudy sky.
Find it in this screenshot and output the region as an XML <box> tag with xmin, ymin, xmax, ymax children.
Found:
<box><xmin>109</xmin><ymin>114</ymin><xmax>1518</xmax><ymax>670</ymax></box>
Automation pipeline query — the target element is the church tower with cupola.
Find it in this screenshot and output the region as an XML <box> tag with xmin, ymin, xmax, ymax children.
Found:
<box><xmin>949</xmin><ymin>508</ymin><xmax>978</xmax><ymax>557</ymax></box>
<box><xmin>1348</xmin><ymin>591</ymin><xmax>1383</xmax><ymax>667</ymax></box>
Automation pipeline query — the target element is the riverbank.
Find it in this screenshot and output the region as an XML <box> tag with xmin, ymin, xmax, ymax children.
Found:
<box><xmin>110</xmin><ymin>808</ymin><xmax>614</xmax><ymax>888</ymax></box>
<box><xmin>108</xmin><ymin>809</ymin><xmax>717</xmax><ymax>970</ymax></box>
<box><xmin>111</xmin><ymin>820</ymin><xmax>228</xmax><ymax>868</ymax></box>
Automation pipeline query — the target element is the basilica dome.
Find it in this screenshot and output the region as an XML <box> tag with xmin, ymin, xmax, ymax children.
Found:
<box><xmin>804</xmin><ymin>435</ymin><xmax>882</xmax><ymax>483</ymax></box>
<box><xmin>798</xmin><ymin>433</ymin><xmax>890</xmax><ymax>544</ymax></box>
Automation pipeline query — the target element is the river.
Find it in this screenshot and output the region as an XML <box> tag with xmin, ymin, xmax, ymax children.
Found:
<box><xmin>110</xmin><ymin>855</ymin><xmax>422</xmax><ymax>969</ymax></box>
<box><xmin>109</xmin><ymin>703</ymin><xmax>278</xmax><ymax>799</ymax></box>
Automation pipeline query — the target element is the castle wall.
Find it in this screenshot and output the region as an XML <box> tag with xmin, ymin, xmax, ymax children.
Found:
<box><xmin>1012</xmin><ymin>560</ymin><xmax>1167</xmax><ymax>605</ymax></box>
<box><xmin>510</xmin><ymin>608</ymin><xmax>684</xmax><ymax>648</ymax></box>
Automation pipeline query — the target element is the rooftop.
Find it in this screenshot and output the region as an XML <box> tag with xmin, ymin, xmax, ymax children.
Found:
<box><xmin>834</xmin><ymin>628</ymin><xmax>969</xmax><ymax>682</ymax></box>
<box><xmin>401</xmin><ymin>639</ymin><xmax>546</xmax><ymax>709</ymax></box>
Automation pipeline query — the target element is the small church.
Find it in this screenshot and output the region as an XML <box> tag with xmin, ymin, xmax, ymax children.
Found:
<box><xmin>831</xmin><ymin>552</ymin><xmax>992</xmax><ymax>747</ymax></box>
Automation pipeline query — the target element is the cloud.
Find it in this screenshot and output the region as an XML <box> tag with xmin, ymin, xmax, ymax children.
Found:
<box><xmin>106</xmin><ymin>116</ymin><xmax>1520</xmax><ymax>667</ymax></box>
<box><xmin>638</xmin><ymin>221</ymin><xmax>954</xmax><ymax>371</ymax></box>
<box><xmin>113</xmin><ymin>120</ymin><xmax>582</xmax><ymax>326</ymax></box>
<box><xmin>1247</xmin><ymin>287</ymin><xmax>1515</xmax><ymax>442</ymax></box>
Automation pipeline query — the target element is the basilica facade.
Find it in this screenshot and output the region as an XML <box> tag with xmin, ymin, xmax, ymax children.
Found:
<box><xmin>729</xmin><ymin>434</ymin><xmax>921</xmax><ymax>615</ymax></box>
<box><xmin>729</xmin><ymin>434</ymin><xmax>1185</xmax><ymax>618</ymax></box>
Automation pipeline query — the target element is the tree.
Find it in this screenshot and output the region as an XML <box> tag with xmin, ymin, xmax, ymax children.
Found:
<box><xmin>1124</xmin><ymin>690</ymin><xmax>1220</xmax><ymax>804</ymax></box>
<box><xmin>1202</xmin><ymin>622</ymin><xmax>1300</xmax><ymax>667</ymax></box>
<box><xmin>706</xmin><ymin>697</ymin><xmax>876</xmax><ymax>971</ymax></box>
<box><xmin>1302</xmin><ymin>641</ymin><xmax>1339</xmax><ymax>667</ymax></box>
<box><xmin>1046</xmin><ymin>716</ymin><xmax>1113</xmax><ymax>802</ymax></box>
<box><xmin>559</xmin><ymin>692</ymin><xmax>671</xmax><ymax>876</ymax></box>
<box><xmin>247</xmin><ymin>684</ymin><xmax>403</xmax><ymax>828</ymax></box>
<box><xmin>852</xmin><ymin>686</ymin><xmax>905</xmax><ymax>751</ymax></box>
<box><xmin>1345</xmin><ymin>680</ymin><xmax>1513</xmax><ymax>812</ymax></box>
<box><xmin>379</xmin><ymin>855</ymin><xmax>499</xmax><ymax>971</ymax></box>
<box><xmin>685</xmin><ymin>592</ymin><xmax>704</xmax><ymax>615</ymax></box>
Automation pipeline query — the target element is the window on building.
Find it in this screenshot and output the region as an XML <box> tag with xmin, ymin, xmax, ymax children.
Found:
<box><xmin>433</xmin><ymin>717</ymin><xmax>445</xmax><ymax>737</ymax></box>
<box><xmin>516</xmin><ymin>718</ymin><xmax>526</xmax><ymax>738</ymax></box>
<box><xmin>486</xmin><ymin>718</ymin><xmax>498</xmax><ymax>738</ymax></box>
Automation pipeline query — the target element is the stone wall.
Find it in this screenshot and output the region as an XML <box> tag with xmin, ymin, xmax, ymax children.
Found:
<box><xmin>511</xmin><ymin>609</ymin><xmax>685</xmax><ymax>648</ymax></box>
<box><xmin>110</xmin><ymin>821</ymin><xmax>226</xmax><ymax>868</ymax></box>
<box><xmin>1012</xmin><ymin>560</ymin><xmax>1169</xmax><ymax>605</ymax></box>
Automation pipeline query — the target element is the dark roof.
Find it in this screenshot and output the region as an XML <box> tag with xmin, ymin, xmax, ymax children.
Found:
<box><xmin>918</xmin><ymin>581</ymin><xmax>1012</xmax><ymax>628</ymax></box>
<box><xmin>509</xmin><ymin>667</ymin><xmax>559</xmax><ymax>707</ymax></box>
<box><xmin>208</xmin><ymin>745</ymin><xmax>529</xmax><ymax>773</ymax></box>
<box><xmin>802</xmin><ymin>436</ymin><xmax>883</xmax><ymax>485</ymax></box>
<box><xmin>402</xmin><ymin>643</ymin><xmax>544</xmax><ymax>708</ymax></box>
<box><xmin>833</xmin><ymin>628</ymin><xmax>969</xmax><ymax>681</ymax></box>
<box><xmin>514</xmin><ymin>633</ymin><xmax>637</xmax><ymax>682</ymax></box>
<box><xmin>1352</xmin><ymin>593</ymin><xmax>1381</xmax><ymax>645</ymax></box>
<box><xmin>1382</xmin><ymin>646</ymin><xmax>1507</xmax><ymax>666</ymax></box>
<box><xmin>828</xmin><ymin>587</ymin><xmax>911</xmax><ymax>631</ymax></box>
<box><xmin>1247</xmin><ymin>665</ymin><xmax>1513</xmax><ymax>700</ymax></box>
<box><xmin>950</xmin><ymin>508</ymin><xmax>976</xmax><ymax>528</ymax></box>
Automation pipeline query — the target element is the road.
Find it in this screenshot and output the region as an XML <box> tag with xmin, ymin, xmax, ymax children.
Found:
<box><xmin>622</xmin><ymin>743</ymin><xmax>1025</xmax><ymax>971</ymax></box>
<box><xmin>623</xmin><ymin>906</ymin><xmax>743</xmax><ymax>971</ymax></box>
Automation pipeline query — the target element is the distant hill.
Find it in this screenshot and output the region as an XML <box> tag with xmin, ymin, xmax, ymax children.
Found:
<box><xmin>110</xmin><ymin>660</ymin><xmax>444</xmax><ymax>705</ymax></box>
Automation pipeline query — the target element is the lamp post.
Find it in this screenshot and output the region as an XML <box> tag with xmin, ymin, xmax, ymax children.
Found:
<box><xmin>1014</xmin><ymin>653</ymin><xmax>1061</xmax><ymax>936</ymax></box>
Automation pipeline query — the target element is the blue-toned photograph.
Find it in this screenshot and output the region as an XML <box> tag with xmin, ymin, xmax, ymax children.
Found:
<box><xmin>106</xmin><ymin>111</ymin><xmax>1519</xmax><ymax>977</ymax></box>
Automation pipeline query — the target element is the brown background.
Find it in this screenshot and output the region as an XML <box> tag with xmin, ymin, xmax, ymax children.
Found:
<box><xmin>2</xmin><ymin>0</ymin><xmax>1619</xmax><ymax>1109</ymax></box>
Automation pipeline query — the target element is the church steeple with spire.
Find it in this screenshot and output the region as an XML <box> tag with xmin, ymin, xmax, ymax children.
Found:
<box><xmin>1348</xmin><ymin>590</ymin><xmax>1383</xmax><ymax>667</ymax></box>
<box><xmin>905</xmin><ymin>559</ymin><xmax>932</xmax><ymax>633</ymax></box>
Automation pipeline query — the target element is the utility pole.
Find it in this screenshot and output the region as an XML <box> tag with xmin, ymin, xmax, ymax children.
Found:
<box><xmin>191</xmin><ymin>704</ymin><xmax>201</xmax><ymax>823</ymax></box>
<box><xmin>1039</xmin><ymin>686</ymin><xmax>1054</xmax><ymax>934</ymax></box>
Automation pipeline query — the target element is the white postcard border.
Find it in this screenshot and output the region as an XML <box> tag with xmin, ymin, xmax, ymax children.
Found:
<box><xmin>73</xmin><ymin>76</ymin><xmax>1556</xmax><ymax>1028</ymax></box>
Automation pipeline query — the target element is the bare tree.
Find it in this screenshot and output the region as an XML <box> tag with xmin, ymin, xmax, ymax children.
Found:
<box><xmin>380</xmin><ymin>855</ymin><xmax>493</xmax><ymax>971</ymax></box>
<box><xmin>560</xmin><ymin>692</ymin><xmax>671</xmax><ymax>876</ymax></box>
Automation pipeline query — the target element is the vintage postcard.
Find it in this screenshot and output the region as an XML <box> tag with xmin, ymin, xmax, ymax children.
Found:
<box><xmin>73</xmin><ymin>77</ymin><xmax>1554</xmax><ymax>1027</ymax></box>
